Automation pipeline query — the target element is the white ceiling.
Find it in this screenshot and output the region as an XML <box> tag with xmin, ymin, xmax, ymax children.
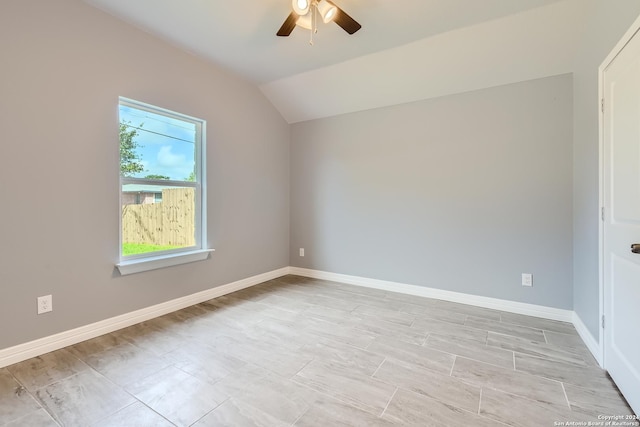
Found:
<box><xmin>83</xmin><ymin>0</ymin><xmax>584</xmax><ymax>122</ymax></box>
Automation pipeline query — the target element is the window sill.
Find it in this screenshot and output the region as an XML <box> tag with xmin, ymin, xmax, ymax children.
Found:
<box><xmin>116</xmin><ymin>249</ymin><xmax>214</xmax><ymax>276</ymax></box>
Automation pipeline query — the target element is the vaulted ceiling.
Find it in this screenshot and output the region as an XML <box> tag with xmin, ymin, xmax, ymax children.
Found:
<box><xmin>83</xmin><ymin>0</ymin><xmax>585</xmax><ymax>122</ymax></box>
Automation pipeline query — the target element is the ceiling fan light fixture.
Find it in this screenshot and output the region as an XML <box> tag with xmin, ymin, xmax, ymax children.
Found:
<box><xmin>317</xmin><ymin>0</ymin><xmax>337</xmax><ymax>23</ymax></box>
<box><xmin>277</xmin><ymin>0</ymin><xmax>361</xmax><ymax>38</ymax></box>
<box><xmin>292</xmin><ymin>0</ymin><xmax>310</xmax><ymax>15</ymax></box>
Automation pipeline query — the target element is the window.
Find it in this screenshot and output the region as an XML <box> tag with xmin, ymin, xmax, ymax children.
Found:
<box><xmin>117</xmin><ymin>98</ymin><xmax>209</xmax><ymax>275</ymax></box>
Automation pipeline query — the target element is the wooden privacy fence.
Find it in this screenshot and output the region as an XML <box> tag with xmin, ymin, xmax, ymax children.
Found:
<box><xmin>122</xmin><ymin>187</ymin><xmax>195</xmax><ymax>247</ymax></box>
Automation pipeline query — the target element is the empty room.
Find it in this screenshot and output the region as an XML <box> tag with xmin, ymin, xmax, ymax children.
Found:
<box><xmin>1</xmin><ymin>0</ymin><xmax>639</xmax><ymax>426</ymax></box>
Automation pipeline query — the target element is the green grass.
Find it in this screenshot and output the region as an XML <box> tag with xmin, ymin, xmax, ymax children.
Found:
<box><xmin>122</xmin><ymin>242</ymin><xmax>181</xmax><ymax>256</ymax></box>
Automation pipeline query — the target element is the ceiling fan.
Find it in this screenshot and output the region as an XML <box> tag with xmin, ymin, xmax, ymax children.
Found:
<box><xmin>277</xmin><ymin>0</ymin><xmax>361</xmax><ymax>38</ymax></box>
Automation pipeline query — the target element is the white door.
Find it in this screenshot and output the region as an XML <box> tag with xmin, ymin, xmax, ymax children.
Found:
<box><xmin>603</xmin><ymin>25</ymin><xmax>640</xmax><ymax>415</ymax></box>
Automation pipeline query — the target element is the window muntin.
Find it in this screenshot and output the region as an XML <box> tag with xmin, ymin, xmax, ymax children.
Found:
<box><xmin>119</xmin><ymin>98</ymin><xmax>205</xmax><ymax>260</ymax></box>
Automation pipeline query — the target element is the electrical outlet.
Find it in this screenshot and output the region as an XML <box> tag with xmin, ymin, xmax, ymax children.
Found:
<box><xmin>37</xmin><ymin>295</ymin><xmax>52</xmax><ymax>314</ymax></box>
<box><xmin>521</xmin><ymin>273</ymin><xmax>533</xmax><ymax>287</ymax></box>
<box><xmin>299</xmin><ymin>248</ymin><xmax>305</xmax><ymax>257</ymax></box>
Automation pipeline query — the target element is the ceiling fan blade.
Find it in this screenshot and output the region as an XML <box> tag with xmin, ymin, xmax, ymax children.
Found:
<box><xmin>277</xmin><ymin>12</ymin><xmax>298</xmax><ymax>36</ymax></box>
<box><xmin>333</xmin><ymin>4</ymin><xmax>361</xmax><ymax>34</ymax></box>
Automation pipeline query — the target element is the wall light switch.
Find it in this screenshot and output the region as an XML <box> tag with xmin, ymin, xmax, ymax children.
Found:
<box><xmin>299</xmin><ymin>248</ymin><xmax>305</xmax><ymax>257</ymax></box>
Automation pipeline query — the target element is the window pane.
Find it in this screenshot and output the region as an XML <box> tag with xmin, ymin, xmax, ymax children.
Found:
<box><xmin>119</xmin><ymin>105</ymin><xmax>196</xmax><ymax>181</ymax></box>
<box><xmin>121</xmin><ymin>184</ymin><xmax>196</xmax><ymax>256</ymax></box>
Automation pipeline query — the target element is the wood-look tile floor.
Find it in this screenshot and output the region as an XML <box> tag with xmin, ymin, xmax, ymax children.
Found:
<box><xmin>0</xmin><ymin>275</ymin><xmax>635</xmax><ymax>426</ymax></box>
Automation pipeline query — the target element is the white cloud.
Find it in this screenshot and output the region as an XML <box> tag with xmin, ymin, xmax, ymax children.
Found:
<box><xmin>157</xmin><ymin>145</ymin><xmax>186</xmax><ymax>167</ymax></box>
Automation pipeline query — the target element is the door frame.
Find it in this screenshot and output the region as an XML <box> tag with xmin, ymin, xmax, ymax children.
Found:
<box><xmin>598</xmin><ymin>13</ymin><xmax>640</xmax><ymax>368</ymax></box>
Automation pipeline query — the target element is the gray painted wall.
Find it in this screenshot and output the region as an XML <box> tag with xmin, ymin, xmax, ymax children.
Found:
<box><xmin>3</xmin><ymin>0</ymin><xmax>637</xmax><ymax>353</ymax></box>
<box><xmin>0</xmin><ymin>0</ymin><xmax>290</xmax><ymax>349</ymax></box>
<box><xmin>572</xmin><ymin>1</ymin><xmax>640</xmax><ymax>338</ymax></box>
<box><xmin>291</xmin><ymin>75</ymin><xmax>574</xmax><ymax>309</ymax></box>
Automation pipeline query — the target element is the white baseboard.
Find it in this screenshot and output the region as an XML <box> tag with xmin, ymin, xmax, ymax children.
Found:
<box><xmin>0</xmin><ymin>267</ymin><xmax>289</xmax><ymax>369</ymax></box>
<box><xmin>0</xmin><ymin>266</ymin><xmax>603</xmax><ymax>370</ymax></box>
<box><xmin>290</xmin><ymin>267</ymin><xmax>574</xmax><ymax>322</ymax></box>
<box><xmin>291</xmin><ymin>267</ymin><xmax>606</xmax><ymax>365</ymax></box>
<box><xmin>572</xmin><ymin>312</ymin><xmax>603</xmax><ymax>367</ymax></box>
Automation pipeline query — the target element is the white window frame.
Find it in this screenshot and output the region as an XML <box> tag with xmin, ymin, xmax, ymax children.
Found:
<box><xmin>116</xmin><ymin>97</ymin><xmax>212</xmax><ymax>275</ymax></box>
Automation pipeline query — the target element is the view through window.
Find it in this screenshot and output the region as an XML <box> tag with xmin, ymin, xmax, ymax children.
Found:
<box><xmin>119</xmin><ymin>98</ymin><xmax>205</xmax><ymax>259</ymax></box>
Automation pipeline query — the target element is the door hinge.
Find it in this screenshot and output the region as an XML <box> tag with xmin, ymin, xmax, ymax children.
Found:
<box><xmin>601</xmin><ymin>98</ymin><xmax>605</xmax><ymax>113</ymax></box>
<box><xmin>602</xmin><ymin>315</ymin><xmax>605</xmax><ymax>329</ymax></box>
<box><xmin>601</xmin><ymin>207</ymin><xmax>605</xmax><ymax>221</ymax></box>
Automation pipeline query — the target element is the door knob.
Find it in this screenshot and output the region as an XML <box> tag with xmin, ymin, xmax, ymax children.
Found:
<box><xmin>632</xmin><ymin>244</ymin><xmax>640</xmax><ymax>254</ymax></box>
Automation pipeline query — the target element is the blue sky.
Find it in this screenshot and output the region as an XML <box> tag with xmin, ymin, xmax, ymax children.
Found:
<box><xmin>119</xmin><ymin>104</ymin><xmax>196</xmax><ymax>181</ymax></box>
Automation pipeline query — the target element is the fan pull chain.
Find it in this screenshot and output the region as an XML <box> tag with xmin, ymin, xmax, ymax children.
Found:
<box><xmin>309</xmin><ymin>3</ymin><xmax>316</xmax><ymax>45</ymax></box>
<box><xmin>314</xmin><ymin>3</ymin><xmax>318</xmax><ymax>34</ymax></box>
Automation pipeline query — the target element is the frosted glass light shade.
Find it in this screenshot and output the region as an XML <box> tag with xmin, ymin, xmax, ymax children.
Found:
<box><xmin>317</xmin><ymin>0</ymin><xmax>337</xmax><ymax>23</ymax></box>
<box><xmin>296</xmin><ymin>13</ymin><xmax>313</xmax><ymax>29</ymax></box>
<box><xmin>293</xmin><ymin>0</ymin><xmax>310</xmax><ymax>15</ymax></box>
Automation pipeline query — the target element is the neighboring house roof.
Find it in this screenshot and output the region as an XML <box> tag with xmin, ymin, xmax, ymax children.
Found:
<box><xmin>122</xmin><ymin>184</ymin><xmax>164</xmax><ymax>193</ymax></box>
